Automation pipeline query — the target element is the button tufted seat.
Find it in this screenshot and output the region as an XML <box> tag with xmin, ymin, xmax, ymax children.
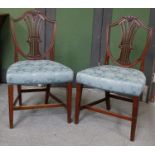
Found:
<box><xmin>7</xmin><ymin>60</ymin><xmax>74</xmax><ymax>85</ymax></box>
<box><xmin>76</xmin><ymin>65</ymin><xmax>146</xmax><ymax>96</ymax></box>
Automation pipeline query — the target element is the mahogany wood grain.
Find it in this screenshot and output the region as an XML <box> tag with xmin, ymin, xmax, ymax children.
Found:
<box><xmin>130</xmin><ymin>96</ymin><xmax>139</xmax><ymax>141</ymax></box>
<box><xmin>105</xmin><ymin>91</ymin><xmax>111</xmax><ymax>110</ymax></box>
<box><xmin>75</xmin><ymin>16</ymin><xmax>152</xmax><ymax>141</ymax></box>
<box><xmin>13</xmin><ymin>103</ymin><xmax>65</xmax><ymax>110</ymax></box>
<box><xmin>84</xmin><ymin>106</ymin><xmax>132</xmax><ymax>121</ymax></box>
<box><xmin>8</xmin><ymin>85</ymin><xmax>14</xmax><ymax>128</ymax></box>
<box><xmin>8</xmin><ymin>10</ymin><xmax>72</xmax><ymax>128</ymax></box>
<box><xmin>21</xmin><ymin>88</ymin><xmax>47</xmax><ymax>93</ymax></box>
<box><xmin>67</xmin><ymin>83</ymin><xmax>72</xmax><ymax>123</ymax></box>
<box><xmin>75</xmin><ymin>84</ymin><xmax>83</xmax><ymax>124</ymax></box>
<box><xmin>17</xmin><ymin>85</ymin><xmax>22</xmax><ymax>105</ymax></box>
<box><xmin>45</xmin><ymin>84</ymin><xmax>50</xmax><ymax>104</ymax></box>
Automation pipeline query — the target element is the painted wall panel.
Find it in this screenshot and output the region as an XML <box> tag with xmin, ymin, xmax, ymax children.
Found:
<box><xmin>55</xmin><ymin>8</ymin><xmax>93</xmax><ymax>72</ymax></box>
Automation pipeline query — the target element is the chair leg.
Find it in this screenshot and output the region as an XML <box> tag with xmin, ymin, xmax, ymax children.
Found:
<box><xmin>75</xmin><ymin>83</ymin><xmax>83</xmax><ymax>124</ymax></box>
<box><xmin>130</xmin><ymin>96</ymin><xmax>139</xmax><ymax>141</ymax></box>
<box><xmin>45</xmin><ymin>84</ymin><xmax>50</xmax><ymax>104</ymax></box>
<box><xmin>67</xmin><ymin>83</ymin><xmax>72</xmax><ymax>123</ymax></box>
<box><xmin>8</xmin><ymin>85</ymin><xmax>14</xmax><ymax>129</ymax></box>
<box><xmin>17</xmin><ymin>85</ymin><xmax>22</xmax><ymax>106</ymax></box>
<box><xmin>105</xmin><ymin>91</ymin><xmax>111</xmax><ymax>110</ymax></box>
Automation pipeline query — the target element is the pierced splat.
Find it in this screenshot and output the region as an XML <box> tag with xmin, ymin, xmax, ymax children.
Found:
<box><xmin>117</xmin><ymin>16</ymin><xmax>142</xmax><ymax>65</ymax></box>
<box><xmin>24</xmin><ymin>11</ymin><xmax>44</xmax><ymax>57</ymax></box>
<box><xmin>10</xmin><ymin>9</ymin><xmax>56</xmax><ymax>61</ymax></box>
<box><xmin>105</xmin><ymin>16</ymin><xmax>152</xmax><ymax>71</ymax></box>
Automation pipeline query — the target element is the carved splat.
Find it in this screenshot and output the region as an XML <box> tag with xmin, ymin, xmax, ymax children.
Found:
<box><xmin>117</xmin><ymin>16</ymin><xmax>142</xmax><ymax>65</ymax></box>
<box><xmin>105</xmin><ymin>16</ymin><xmax>152</xmax><ymax>71</ymax></box>
<box><xmin>10</xmin><ymin>9</ymin><xmax>56</xmax><ymax>61</ymax></box>
<box><xmin>24</xmin><ymin>10</ymin><xmax>44</xmax><ymax>57</ymax></box>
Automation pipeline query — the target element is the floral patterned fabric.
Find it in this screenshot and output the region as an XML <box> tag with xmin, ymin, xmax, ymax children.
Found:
<box><xmin>7</xmin><ymin>60</ymin><xmax>74</xmax><ymax>85</ymax></box>
<box><xmin>76</xmin><ymin>65</ymin><xmax>146</xmax><ymax>96</ymax></box>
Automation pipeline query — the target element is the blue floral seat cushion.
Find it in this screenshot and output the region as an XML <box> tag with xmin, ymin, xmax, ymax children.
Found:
<box><xmin>7</xmin><ymin>60</ymin><xmax>74</xmax><ymax>85</ymax></box>
<box><xmin>76</xmin><ymin>65</ymin><xmax>146</xmax><ymax>96</ymax></box>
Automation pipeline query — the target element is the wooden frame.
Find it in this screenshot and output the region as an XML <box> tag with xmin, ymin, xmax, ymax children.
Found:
<box><xmin>8</xmin><ymin>9</ymin><xmax>72</xmax><ymax>128</ymax></box>
<box><xmin>75</xmin><ymin>16</ymin><xmax>153</xmax><ymax>141</ymax></box>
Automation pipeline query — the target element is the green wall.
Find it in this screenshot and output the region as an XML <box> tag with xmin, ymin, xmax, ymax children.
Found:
<box><xmin>55</xmin><ymin>9</ymin><xmax>93</xmax><ymax>72</ymax></box>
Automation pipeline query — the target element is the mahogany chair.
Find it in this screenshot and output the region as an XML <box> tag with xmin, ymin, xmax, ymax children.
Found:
<box><xmin>75</xmin><ymin>16</ymin><xmax>152</xmax><ymax>141</ymax></box>
<box><xmin>7</xmin><ymin>10</ymin><xmax>73</xmax><ymax>128</ymax></box>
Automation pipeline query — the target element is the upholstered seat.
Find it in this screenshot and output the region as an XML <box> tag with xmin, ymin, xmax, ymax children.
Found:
<box><xmin>7</xmin><ymin>60</ymin><xmax>74</xmax><ymax>85</ymax></box>
<box><xmin>76</xmin><ymin>65</ymin><xmax>146</xmax><ymax>96</ymax></box>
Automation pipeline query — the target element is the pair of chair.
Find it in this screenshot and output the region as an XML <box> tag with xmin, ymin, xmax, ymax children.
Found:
<box><xmin>6</xmin><ymin>10</ymin><xmax>152</xmax><ymax>141</ymax></box>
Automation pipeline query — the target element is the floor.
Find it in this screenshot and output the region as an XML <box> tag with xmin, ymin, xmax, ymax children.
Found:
<box><xmin>0</xmin><ymin>84</ymin><xmax>155</xmax><ymax>145</ymax></box>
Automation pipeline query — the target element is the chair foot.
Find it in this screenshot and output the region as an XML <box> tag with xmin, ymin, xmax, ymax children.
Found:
<box><xmin>105</xmin><ymin>91</ymin><xmax>111</xmax><ymax>110</ymax></box>
<box><xmin>130</xmin><ymin>96</ymin><xmax>139</xmax><ymax>141</ymax></box>
<box><xmin>75</xmin><ymin>83</ymin><xmax>83</xmax><ymax>124</ymax></box>
<box><xmin>10</xmin><ymin>124</ymin><xmax>14</xmax><ymax>129</ymax></box>
<box><xmin>8</xmin><ymin>85</ymin><xmax>14</xmax><ymax>129</ymax></box>
<box><xmin>67</xmin><ymin>83</ymin><xmax>72</xmax><ymax>123</ymax></box>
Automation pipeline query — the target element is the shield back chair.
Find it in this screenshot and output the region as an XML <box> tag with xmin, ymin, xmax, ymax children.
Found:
<box><xmin>75</xmin><ymin>16</ymin><xmax>152</xmax><ymax>141</ymax></box>
<box><xmin>7</xmin><ymin>10</ymin><xmax>73</xmax><ymax>128</ymax></box>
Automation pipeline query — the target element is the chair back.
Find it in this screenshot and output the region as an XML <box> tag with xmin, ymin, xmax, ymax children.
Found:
<box><xmin>10</xmin><ymin>9</ymin><xmax>56</xmax><ymax>61</ymax></box>
<box><xmin>105</xmin><ymin>16</ymin><xmax>152</xmax><ymax>71</ymax></box>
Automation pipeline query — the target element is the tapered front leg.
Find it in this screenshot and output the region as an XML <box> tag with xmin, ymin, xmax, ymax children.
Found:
<box><xmin>75</xmin><ymin>83</ymin><xmax>83</xmax><ymax>124</ymax></box>
<box><xmin>130</xmin><ymin>96</ymin><xmax>139</xmax><ymax>141</ymax></box>
<box><xmin>8</xmin><ymin>85</ymin><xmax>14</xmax><ymax>129</ymax></box>
<box><xmin>67</xmin><ymin>83</ymin><xmax>72</xmax><ymax>123</ymax></box>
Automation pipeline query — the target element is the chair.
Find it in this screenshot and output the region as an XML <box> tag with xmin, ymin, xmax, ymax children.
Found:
<box><xmin>7</xmin><ymin>10</ymin><xmax>73</xmax><ymax>128</ymax></box>
<box><xmin>75</xmin><ymin>16</ymin><xmax>152</xmax><ymax>141</ymax></box>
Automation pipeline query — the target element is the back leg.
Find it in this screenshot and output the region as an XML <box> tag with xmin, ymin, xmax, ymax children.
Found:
<box><xmin>105</xmin><ymin>91</ymin><xmax>111</xmax><ymax>110</ymax></box>
<box><xmin>17</xmin><ymin>85</ymin><xmax>22</xmax><ymax>106</ymax></box>
<box><xmin>45</xmin><ymin>84</ymin><xmax>50</xmax><ymax>104</ymax></box>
